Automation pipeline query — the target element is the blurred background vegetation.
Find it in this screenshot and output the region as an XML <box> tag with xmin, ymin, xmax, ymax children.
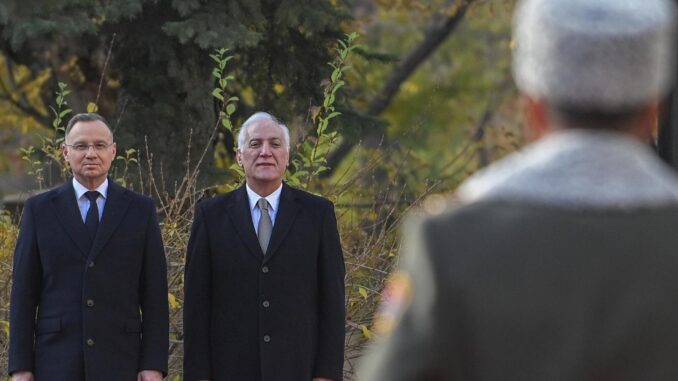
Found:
<box><xmin>0</xmin><ymin>0</ymin><xmax>521</xmax><ymax>379</ymax></box>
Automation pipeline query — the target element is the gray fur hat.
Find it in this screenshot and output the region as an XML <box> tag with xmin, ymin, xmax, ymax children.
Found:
<box><xmin>512</xmin><ymin>0</ymin><xmax>677</xmax><ymax>111</ymax></box>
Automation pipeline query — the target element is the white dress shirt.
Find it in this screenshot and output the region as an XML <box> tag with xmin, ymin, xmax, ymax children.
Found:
<box><xmin>73</xmin><ymin>178</ymin><xmax>108</xmax><ymax>223</ymax></box>
<box><xmin>245</xmin><ymin>183</ymin><xmax>282</xmax><ymax>235</ymax></box>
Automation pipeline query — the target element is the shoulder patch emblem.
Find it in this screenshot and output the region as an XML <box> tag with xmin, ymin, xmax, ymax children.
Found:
<box><xmin>374</xmin><ymin>270</ymin><xmax>413</xmax><ymax>335</ymax></box>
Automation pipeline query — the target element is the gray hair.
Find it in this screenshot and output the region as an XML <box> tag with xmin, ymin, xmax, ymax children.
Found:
<box><xmin>237</xmin><ymin>112</ymin><xmax>290</xmax><ymax>151</ymax></box>
<box><xmin>65</xmin><ymin>113</ymin><xmax>113</xmax><ymax>142</ymax></box>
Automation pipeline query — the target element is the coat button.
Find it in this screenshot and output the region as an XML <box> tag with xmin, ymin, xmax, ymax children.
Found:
<box><xmin>263</xmin><ymin>335</ymin><xmax>271</xmax><ymax>343</ymax></box>
<box><xmin>261</xmin><ymin>266</ymin><xmax>269</xmax><ymax>273</ymax></box>
<box><xmin>262</xmin><ymin>300</ymin><xmax>270</xmax><ymax>308</ymax></box>
<box><xmin>86</xmin><ymin>299</ymin><xmax>95</xmax><ymax>307</ymax></box>
<box><xmin>87</xmin><ymin>338</ymin><xmax>95</xmax><ymax>346</ymax></box>
<box><xmin>88</xmin><ymin>261</ymin><xmax>95</xmax><ymax>268</ymax></box>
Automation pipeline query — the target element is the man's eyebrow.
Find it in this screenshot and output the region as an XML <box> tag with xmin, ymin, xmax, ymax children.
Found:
<box><xmin>71</xmin><ymin>139</ymin><xmax>111</xmax><ymax>143</ymax></box>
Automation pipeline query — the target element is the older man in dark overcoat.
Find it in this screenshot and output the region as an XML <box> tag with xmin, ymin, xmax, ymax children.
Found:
<box><xmin>183</xmin><ymin>112</ymin><xmax>345</xmax><ymax>381</ymax></box>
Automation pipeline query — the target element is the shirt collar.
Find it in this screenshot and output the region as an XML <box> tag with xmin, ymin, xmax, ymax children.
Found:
<box><xmin>73</xmin><ymin>177</ymin><xmax>109</xmax><ymax>200</ymax></box>
<box><xmin>245</xmin><ymin>183</ymin><xmax>282</xmax><ymax>212</ymax></box>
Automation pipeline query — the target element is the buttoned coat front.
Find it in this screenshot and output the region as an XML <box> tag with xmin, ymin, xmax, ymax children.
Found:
<box><xmin>183</xmin><ymin>184</ymin><xmax>345</xmax><ymax>381</ymax></box>
<box><xmin>8</xmin><ymin>180</ymin><xmax>169</xmax><ymax>381</ymax></box>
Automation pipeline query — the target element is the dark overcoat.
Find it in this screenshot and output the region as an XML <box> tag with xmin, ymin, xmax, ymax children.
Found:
<box><xmin>8</xmin><ymin>180</ymin><xmax>169</xmax><ymax>381</ymax></box>
<box><xmin>183</xmin><ymin>184</ymin><xmax>345</xmax><ymax>381</ymax></box>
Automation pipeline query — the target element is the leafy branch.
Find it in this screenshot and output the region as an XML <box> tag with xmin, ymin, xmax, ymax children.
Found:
<box><xmin>20</xmin><ymin>82</ymin><xmax>72</xmax><ymax>189</ymax></box>
<box><xmin>209</xmin><ymin>48</ymin><xmax>243</xmax><ymax>191</ymax></box>
<box><xmin>288</xmin><ymin>32</ymin><xmax>361</xmax><ymax>190</ymax></box>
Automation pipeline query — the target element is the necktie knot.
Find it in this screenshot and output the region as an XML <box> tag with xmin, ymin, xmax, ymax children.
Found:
<box><xmin>258</xmin><ymin>198</ymin><xmax>269</xmax><ymax>211</ymax></box>
<box><xmin>85</xmin><ymin>191</ymin><xmax>100</xmax><ymax>203</ymax></box>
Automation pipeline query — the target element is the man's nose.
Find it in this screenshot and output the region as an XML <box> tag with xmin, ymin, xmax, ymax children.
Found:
<box><xmin>260</xmin><ymin>143</ymin><xmax>272</xmax><ymax>155</ymax></box>
<box><xmin>85</xmin><ymin>146</ymin><xmax>98</xmax><ymax>156</ymax></box>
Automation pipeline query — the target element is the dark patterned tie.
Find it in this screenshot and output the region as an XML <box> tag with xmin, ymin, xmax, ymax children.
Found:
<box><xmin>85</xmin><ymin>191</ymin><xmax>100</xmax><ymax>240</ymax></box>
<box><xmin>257</xmin><ymin>198</ymin><xmax>272</xmax><ymax>254</ymax></box>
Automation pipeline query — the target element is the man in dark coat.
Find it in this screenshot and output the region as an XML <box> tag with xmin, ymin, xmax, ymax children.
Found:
<box><xmin>183</xmin><ymin>112</ymin><xmax>345</xmax><ymax>381</ymax></box>
<box><xmin>359</xmin><ymin>0</ymin><xmax>678</xmax><ymax>380</ymax></box>
<box><xmin>9</xmin><ymin>113</ymin><xmax>169</xmax><ymax>381</ymax></box>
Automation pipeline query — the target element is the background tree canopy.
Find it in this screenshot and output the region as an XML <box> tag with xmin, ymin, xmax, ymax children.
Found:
<box><xmin>0</xmin><ymin>0</ymin><xmax>361</xmax><ymax>186</ymax></box>
<box><xmin>0</xmin><ymin>0</ymin><xmax>521</xmax><ymax>194</ymax></box>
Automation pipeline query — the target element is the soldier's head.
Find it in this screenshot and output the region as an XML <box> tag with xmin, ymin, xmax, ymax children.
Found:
<box><xmin>512</xmin><ymin>0</ymin><xmax>677</xmax><ymax>140</ymax></box>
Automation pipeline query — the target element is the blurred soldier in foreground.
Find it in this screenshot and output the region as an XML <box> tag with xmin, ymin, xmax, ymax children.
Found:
<box><xmin>359</xmin><ymin>0</ymin><xmax>678</xmax><ymax>380</ymax></box>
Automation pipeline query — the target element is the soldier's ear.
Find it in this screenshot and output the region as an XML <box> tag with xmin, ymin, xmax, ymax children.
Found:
<box><xmin>634</xmin><ymin>100</ymin><xmax>660</xmax><ymax>144</ymax></box>
<box><xmin>523</xmin><ymin>96</ymin><xmax>550</xmax><ymax>141</ymax></box>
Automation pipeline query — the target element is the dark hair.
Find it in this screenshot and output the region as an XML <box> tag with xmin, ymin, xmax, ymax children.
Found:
<box><xmin>65</xmin><ymin>113</ymin><xmax>113</xmax><ymax>139</ymax></box>
<box><xmin>547</xmin><ymin>103</ymin><xmax>646</xmax><ymax>131</ymax></box>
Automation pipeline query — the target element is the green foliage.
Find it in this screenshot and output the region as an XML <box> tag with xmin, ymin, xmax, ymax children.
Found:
<box><xmin>0</xmin><ymin>0</ymin><xmax>352</xmax><ymax>187</ymax></box>
<box><xmin>0</xmin><ymin>210</ymin><xmax>17</xmax><ymax>259</ymax></box>
<box><xmin>113</xmin><ymin>148</ymin><xmax>138</xmax><ymax>188</ymax></box>
<box><xmin>209</xmin><ymin>48</ymin><xmax>244</xmax><ymax>192</ymax></box>
<box><xmin>0</xmin><ymin>55</ymin><xmax>51</xmax><ymax>174</ymax></box>
<box><xmin>341</xmin><ymin>0</ymin><xmax>518</xmax><ymax>197</ymax></box>
<box><xmin>287</xmin><ymin>32</ymin><xmax>362</xmax><ymax>191</ymax></box>
<box><xmin>19</xmin><ymin>82</ymin><xmax>72</xmax><ymax>189</ymax></box>
<box><xmin>0</xmin><ymin>209</ymin><xmax>17</xmax><ymax>361</ymax></box>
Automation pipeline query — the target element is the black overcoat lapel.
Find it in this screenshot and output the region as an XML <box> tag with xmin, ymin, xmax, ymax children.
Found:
<box><xmin>228</xmin><ymin>186</ymin><xmax>265</xmax><ymax>260</ymax></box>
<box><xmin>50</xmin><ymin>182</ymin><xmax>92</xmax><ymax>258</ymax></box>
<box><xmin>264</xmin><ymin>184</ymin><xmax>300</xmax><ymax>263</ymax></box>
<box><xmin>89</xmin><ymin>181</ymin><xmax>131</xmax><ymax>260</ymax></box>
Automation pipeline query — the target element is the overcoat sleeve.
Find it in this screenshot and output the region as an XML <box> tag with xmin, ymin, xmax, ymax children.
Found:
<box><xmin>139</xmin><ymin>200</ymin><xmax>170</xmax><ymax>375</ymax></box>
<box><xmin>313</xmin><ymin>202</ymin><xmax>346</xmax><ymax>380</ymax></box>
<box><xmin>183</xmin><ymin>203</ymin><xmax>213</xmax><ymax>380</ymax></box>
<box><xmin>8</xmin><ymin>199</ymin><xmax>42</xmax><ymax>375</ymax></box>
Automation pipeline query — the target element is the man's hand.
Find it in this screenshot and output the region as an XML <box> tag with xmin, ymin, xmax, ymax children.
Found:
<box><xmin>137</xmin><ymin>370</ymin><xmax>163</xmax><ymax>381</ymax></box>
<box><xmin>11</xmin><ymin>371</ymin><xmax>34</xmax><ymax>381</ymax></box>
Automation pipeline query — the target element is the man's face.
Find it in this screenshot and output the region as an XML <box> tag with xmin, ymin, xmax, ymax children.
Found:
<box><xmin>62</xmin><ymin>120</ymin><xmax>116</xmax><ymax>188</ymax></box>
<box><xmin>237</xmin><ymin>120</ymin><xmax>289</xmax><ymax>192</ymax></box>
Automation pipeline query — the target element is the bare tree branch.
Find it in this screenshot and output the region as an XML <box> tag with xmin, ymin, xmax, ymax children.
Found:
<box><xmin>326</xmin><ymin>0</ymin><xmax>475</xmax><ymax>171</ymax></box>
<box><xmin>0</xmin><ymin>55</ymin><xmax>51</xmax><ymax>126</ymax></box>
<box><xmin>367</xmin><ymin>0</ymin><xmax>475</xmax><ymax>117</ymax></box>
<box><xmin>95</xmin><ymin>33</ymin><xmax>116</xmax><ymax>107</ymax></box>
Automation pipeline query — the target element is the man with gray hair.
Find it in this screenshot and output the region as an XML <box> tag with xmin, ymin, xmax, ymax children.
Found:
<box><xmin>183</xmin><ymin>112</ymin><xmax>345</xmax><ymax>381</ymax></box>
<box><xmin>359</xmin><ymin>0</ymin><xmax>678</xmax><ymax>379</ymax></box>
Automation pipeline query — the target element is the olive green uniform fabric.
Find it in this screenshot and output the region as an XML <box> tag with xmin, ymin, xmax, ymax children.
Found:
<box><xmin>359</xmin><ymin>130</ymin><xmax>678</xmax><ymax>381</ymax></box>
<box><xmin>360</xmin><ymin>200</ymin><xmax>678</xmax><ymax>380</ymax></box>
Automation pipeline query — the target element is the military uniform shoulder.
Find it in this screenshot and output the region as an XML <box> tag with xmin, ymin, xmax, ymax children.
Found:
<box><xmin>414</xmin><ymin>193</ymin><xmax>514</xmax><ymax>232</ymax></box>
<box><xmin>416</xmin><ymin>193</ymin><xmax>461</xmax><ymax>219</ymax></box>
